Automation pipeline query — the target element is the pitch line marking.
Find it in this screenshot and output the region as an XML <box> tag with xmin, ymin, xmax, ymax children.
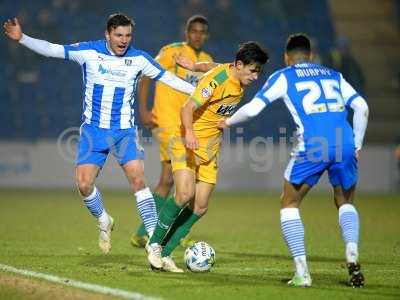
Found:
<box><xmin>0</xmin><ymin>263</ymin><xmax>162</xmax><ymax>300</ymax></box>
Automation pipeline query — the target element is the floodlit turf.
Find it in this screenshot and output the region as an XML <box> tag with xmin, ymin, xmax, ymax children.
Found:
<box><xmin>0</xmin><ymin>189</ymin><xmax>399</xmax><ymax>299</ymax></box>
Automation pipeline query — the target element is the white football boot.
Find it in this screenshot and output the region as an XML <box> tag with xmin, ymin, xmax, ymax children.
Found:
<box><xmin>146</xmin><ymin>242</ymin><xmax>163</xmax><ymax>270</ymax></box>
<box><xmin>287</xmin><ymin>272</ymin><xmax>312</xmax><ymax>287</ymax></box>
<box><xmin>162</xmin><ymin>256</ymin><xmax>184</xmax><ymax>273</ymax></box>
<box><xmin>98</xmin><ymin>215</ymin><xmax>114</xmax><ymax>254</ymax></box>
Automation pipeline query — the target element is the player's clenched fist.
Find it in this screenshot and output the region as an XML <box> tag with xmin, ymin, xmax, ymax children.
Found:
<box><xmin>3</xmin><ymin>17</ymin><xmax>23</xmax><ymax>41</ymax></box>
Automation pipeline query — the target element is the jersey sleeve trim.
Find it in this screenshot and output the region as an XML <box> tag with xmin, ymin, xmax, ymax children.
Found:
<box><xmin>190</xmin><ymin>96</ymin><xmax>203</xmax><ymax>108</ymax></box>
<box><xmin>254</xmin><ymin>93</ymin><xmax>271</xmax><ymax>104</ymax></box>
<box><xmin>63</xmin><ymin>45</ymin><xmax>69</xmax><ymax>60</ymax></box>
<box><xmin>153</xmin><ymin>69</ymin><xmax>166</xmax><ymax>81</ymax></box>
<box><xmin>346</xmin><ymin>93</ymin><xmax>361</xmax><ymax>107</ymax></box>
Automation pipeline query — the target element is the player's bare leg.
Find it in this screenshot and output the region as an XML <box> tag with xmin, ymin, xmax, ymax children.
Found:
<box><xmin>281</xmin><ymin>180</ymin><xmax>312</xmax><ymax>287</ymax></box>
<box><xmin>155</xmin><ymin>160</ymin><xmax>174</xmax><ymax>197</ymax></box>
<box><xmin>76</xmin><ymin>164</ymin><xmax>114</xmax><ymax>254</ymax></box>
<box><xmin>333</xmin><ymin>185</ymin><xmax>364</xmax><ymax>287</ymax></box>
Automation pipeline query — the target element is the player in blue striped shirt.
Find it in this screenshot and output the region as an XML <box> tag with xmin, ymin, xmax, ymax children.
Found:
<box><xmin>4</xmin><ymin>13</ymin><xmax>195</xmax><ymax>254</ymax></box>
<box><xmin>220</xmin><ymin>34</ymin><xmax>368</xmax><ymax>287</ymax></box>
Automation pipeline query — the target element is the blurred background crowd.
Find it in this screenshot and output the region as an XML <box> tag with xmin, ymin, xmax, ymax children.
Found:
<box><xmin>1</xmin><ymin>0</ymin><xmax>399</xmax><ymax>148</ymax></box>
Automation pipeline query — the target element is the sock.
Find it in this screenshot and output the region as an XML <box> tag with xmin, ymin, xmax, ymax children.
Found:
<box><xmin>135</xmin><ymin>187</ymin><xmax>157</xmax><ymax>237</ymax></box>
<box><xmin>281</xmin><ymin>208</ymin><xmax>308</xmax><ymax>276</ymax></box>
<box><xmin>154</xmin><ymin>193</ymin><xmax>167</xmax><ymax>211</ymax></box>
<box><xmin>135</xmin><ymin>193</ymin><xmax>166</xmax><ymax>237</ymax></box>
<box><xmin>149</xmin><ymin>195</ymin><xmax>183</xmax><ymax>244</ymax></box>
<box><xmin>83</xmin><ymin>186</ymin><xmax>107</xmax><ymax>220</ymax></box>
<box><xmin>338</xmin><ymin>204</ymin><xmax>359</xmax><ymax>263</ymax></box>
<box><xmin>162</xmin><ymin>206</ymin><xmax>201</xmax><ymax>257</ymax></box>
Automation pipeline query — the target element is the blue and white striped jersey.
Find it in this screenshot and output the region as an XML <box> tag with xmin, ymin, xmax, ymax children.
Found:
<box><xmin>255</xmin><ymin>62</ymin><xmax>361</xmax><ymax>152</ymax></box>
<box><xmin>64</xmin><ymin>40</ymin><xmax>165</xmax><ymax>129</ymax></box>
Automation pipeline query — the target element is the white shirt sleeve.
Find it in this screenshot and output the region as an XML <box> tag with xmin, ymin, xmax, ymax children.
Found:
<box><xmin>158</xmin><ymin>71</ymin><xmax>195</xmax><ymax>95</ymax></box>
<box><xmin>225</xmin><ymin>72</ymin><xmax>287</xmax><ymax>126</ymax></box>
<box><xmin>256</xmin><ymin>73</ymin><xmax>287</xmax><ymax>104</ymax></box>
<box><xmin>139</xmin><ymin>51</ymin><xmax>194</xmax><ymax>94</ymax></box>
<box><xmin>340</xmin><ymin>74</ymin><xmax>359</xmax><ymax>105</ymax></box>
<box><xmin>350</xmin><ymin>96</ymin><xmax>369</xmax><ymax>150</ymax></box>
<box><xmin>225</xmin><ymin>98</ymin><xmax>266</xmax><ymax>126</ymax></box>
<box><xmin>19</xmin><ymin>34</ymin><xmax>65</xmax><ymax>59</ymax></box>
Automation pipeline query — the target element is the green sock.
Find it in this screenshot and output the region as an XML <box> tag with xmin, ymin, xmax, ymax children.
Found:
<box><xmin>154</xmin><ymin>193</ymin><xmax>167</xmax><ymax>211</ymax></box>
<box><xmin>161</xmin><ymin>204</ymin><xmax>192</xmax><ymax>246</ymax></box>
<box><xmin>135</xmin><ymin>193</ymin><xmax>166</xmax><ymax>237</ymax></box>
<box><xmin>162</xmin><ymin>207</ymin><xmax>201</xmax><ymax>257</ymax></box>
<box><xmin>149</xmin><ymin>196</ymin><xmax>182</xmax><ymax>244</ymax></box>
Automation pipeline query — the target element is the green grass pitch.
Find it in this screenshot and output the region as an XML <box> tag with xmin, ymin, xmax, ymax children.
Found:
<box><xmin>0</xmin><ymin>189</ymin><xmax>399</xmax><ymax>299</ymax></box>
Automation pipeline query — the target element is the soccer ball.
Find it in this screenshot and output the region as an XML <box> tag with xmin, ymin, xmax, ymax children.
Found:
<box><xmin>184</xmin><ymin>241</ymin><xmax>216</xmax><ymax>272</ymax></box>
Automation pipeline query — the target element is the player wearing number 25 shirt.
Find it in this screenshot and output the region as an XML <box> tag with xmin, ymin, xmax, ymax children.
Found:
<box><xmin>223</xmin><ymin>34</ymin><xmax>368</xmax><ymax>287</ymax></box>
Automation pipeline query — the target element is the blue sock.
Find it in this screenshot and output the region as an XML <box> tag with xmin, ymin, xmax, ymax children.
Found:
<box><xmin>83</xmin><ymin>186</ymin><xmax>105</xmax><ymax>219</ymax></box>
<box><xmin>281</xmin><ymin>208</ymin><xmax>308</xmax><ymax>275</ymax></box>
<box><xmin>135</xmin><ymin>187</ymin><xmax>157</xmax><ymax>237</ymax></box>
<box><xmin>339</xmin><ymin>204</ymin><xmax>359</xmax><ymax>263</ymax></box>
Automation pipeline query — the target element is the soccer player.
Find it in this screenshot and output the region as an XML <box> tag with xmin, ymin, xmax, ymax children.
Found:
<box><xmin>219</xmin><ymin>34</ymin><xmax>369</xmax><ymax>287</ymax></box>
<box><xmin>146</xmin><ymin>42</ymin><xmax>269</xmax><ymax>272</ymax></box>
<box><xmin>3</xmin><ymin>14</ymin><xmax>195</xmax><ymax>254</ymax></box>
<box><xmin>130</xmin><ymin>15</ymin><xmax>213</xmax><ymax>249</ymax></box>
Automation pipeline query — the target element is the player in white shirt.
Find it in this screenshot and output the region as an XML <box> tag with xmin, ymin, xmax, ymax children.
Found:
<box><xmin>4</xmin><ymin>13</ymin><xmax>195</xmax><ymax>255</ymax></box>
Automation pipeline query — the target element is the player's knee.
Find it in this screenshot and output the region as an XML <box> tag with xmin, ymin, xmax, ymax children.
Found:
<box><xmin>175</xmin><ymin>189</ymin><xmax>194</xmax><ymax>205</ymax></box>
<box><xmin>76</xmin><ymin>175</ymin><xmax>94</xmax><ymax>197</ymax></box>
<box><xmin>129</xmin><ymin>176</ymin><xmax>146</xmax><ymax>192</ymax></box>
<box><xmin>280</xmin><ymin>193</ymin><xmax>299</xmax><ymax>208</ymax></box>
<box><xmin>193</xmin><ymin>205</ymin><xmax>208</xmax><ymax>216</ymax></box>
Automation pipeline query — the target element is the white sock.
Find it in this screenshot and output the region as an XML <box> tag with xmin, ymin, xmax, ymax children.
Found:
<box><xmin>281</xmin><ymin>208</ymin><xmax>308</xmax><ymax>276</ymax></box>
<box><xmin>135</xmin><ymin>187</ymin><xmax>157</xmax><ymax>236</ymax></box>
<box><xmin>294</xmin><ymin>255</ymin><xmax>309</xmax><ymax>276</ymax></box>
<box><xmin>83</xmin><ymin>186</ymin><xmax>107</xmax><ymax>220</ymax></box>
<box><xmin>98</xmin><ymin>210</ymin><xmax>110</xmax><ymax>225</ymax></box>
<box><xmin>338</xmin><ymin>204</ymin><xmax>360</xmax><ymax>263</ymax></box>
<box><xmin>346</xmin><ymin>242</ymin><xmax>359</xmax><ymax>263</ymax></box>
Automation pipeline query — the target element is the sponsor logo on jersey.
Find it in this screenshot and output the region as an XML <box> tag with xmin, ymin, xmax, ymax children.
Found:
<box><xmin>216</xmin><ymin>104</ymin><xmax>238</xmax><ymax>116</ymax></box>
<box><xmin>98</xmin><ymin>64</ymin><xmax>126</xmax><ymax>77</ymax></box>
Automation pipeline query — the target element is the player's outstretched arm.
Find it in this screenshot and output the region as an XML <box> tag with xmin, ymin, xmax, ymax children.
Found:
<box><xmin>174</xmin><ymin>54</ymin><xmax>217</xmax><ymax>72</ymax></box>
<box><xmin>158</xmin><ymin>71</ymin><xmax>195</xmax><ymax>95</ymax></box>
<box><xmin>224</xmin><ymin>97</ymin><xmax>266</xmax><ymax>128</ymax></box>
<box><xmin>4</xmin><ymin>17</ymin><xmax>64</xmax><ymax>59</ymax></box>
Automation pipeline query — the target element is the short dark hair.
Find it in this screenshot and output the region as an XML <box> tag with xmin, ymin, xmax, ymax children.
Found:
<box><xmin>186</xmin><ymin>15</ymin><xmax>209</xmax><ymax>31</ymax></box>
<box><xmin>235</xmin><ymin>41</ymin><xmax>269</xmax><ymax>65</ymax></box>
<box><xmin>286</xmin><ymin>33</ymin><xmax>311</xmax><ymax>55</ymax></box>
<box><xmin>106</xmin><ymin>13</ymin><xmax>135</xmax><ymax>32</ymax></box>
